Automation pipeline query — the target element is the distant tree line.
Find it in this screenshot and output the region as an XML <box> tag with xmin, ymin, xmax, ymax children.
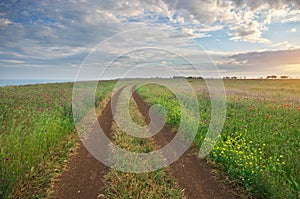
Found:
<box><xmin>266</xmin><ymin>75</ymin><xmax>289</xmax><ymax>79</ymax></box>
<box><xmin>222</xmin><ymin>75</ymin><xmax>290</xmax><ymax>79</ymax></box>
<box><xmin>172</xmin><ymin>75</ymin><xmax>290</xmax><ymax>80</ymax></box>
<box><xmin>223</xmin><ymin>76</ymin><xmax>237</xmax><ymax>79</ymax></box>
<box><xmin>186</xmin><ymin>76</ymin><xmax>204</xmax><ymax>79</ymax></box>
<box><xmin>173</xmin><ymin>76</ymin><xmax>203</xmax><ymax>79</ymax></box>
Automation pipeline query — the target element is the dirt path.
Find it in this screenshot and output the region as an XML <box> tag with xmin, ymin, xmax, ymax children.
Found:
<box><xmin>51</xmin><ymin>87</ymin><xmax>235</xmax><ymax>199</ymax></box>
<box><xmin>51</xmin><ymin>89</ymin><xmax>122</xmax><ymax>199</ymax></box>
<box><xmin>133</xmin><ymin>91</ymin><xmax>235</xmax><ymax>199</ymax></box>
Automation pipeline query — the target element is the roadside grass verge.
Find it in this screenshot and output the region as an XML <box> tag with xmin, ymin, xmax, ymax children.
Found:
<box><xmin>101</xmin><ymin>94</ymin><xmax>184</xmax><ymax>198</ymax></box>
<box><xmin>0</xmin><ymin>81</ymin><xmax>115</xmax><ymax>198</ymax></box>
<box><xmin>137</xmin><ymin>79</ymin><xmax>300</xmax><ymax>198</ymax></box>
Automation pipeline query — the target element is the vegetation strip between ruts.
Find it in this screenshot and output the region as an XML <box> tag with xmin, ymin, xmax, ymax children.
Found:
<box><xmin>100</xmin><ymin>88</ymin><xmax>184</xmax><ymax>198</ymax></box>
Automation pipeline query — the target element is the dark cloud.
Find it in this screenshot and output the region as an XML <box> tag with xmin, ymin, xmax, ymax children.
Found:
<box><xmin>228</xmin><ymin>49</ymin><xmax>300</xmax><ymax>65</ymax></box>
<box><xmin>214</xmin><ymin>48</ymin><xmax>300</xmax><ymax>77</ymax></box>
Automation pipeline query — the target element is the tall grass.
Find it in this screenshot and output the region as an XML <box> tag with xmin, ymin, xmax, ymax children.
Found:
<box><xmin>0</xmin><ymin>81</ymin><xmax>115</xmax><ymax>198</ymax></box>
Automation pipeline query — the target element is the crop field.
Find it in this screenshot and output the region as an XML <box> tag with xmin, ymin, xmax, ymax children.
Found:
<box><xmin>0</xmin><ymin>79</ymin><xmax>299</xmax><ymax>199</ymax></box>
<box><xmin>137</xmin><ymin>79</ymin><xmax>300</xmax><ymax>198</ymax></box>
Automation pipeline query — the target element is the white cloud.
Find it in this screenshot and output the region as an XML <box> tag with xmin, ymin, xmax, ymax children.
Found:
<box><xmin>272</xmin><ymin>41</ymin><xmax>300</xmax><ymax>50</ymax></box>
<box><xmin>291</xmin><ymin>28</ymin><xmax>297</xmax><ymax>33</ymax></box>
<box><xmin>0</xmin><ymin>18</ymin><xmax>11</xmax><ymax>26</ymax></box>
<box><xmin>0</xmin><ymin>59</ymin><xmax>24</xmax><ymax>64</ymax></box>
<box><xmin>271</xmin><ymin>8</ymin><xmax>300</xmax><ymax>23</ymax></box>
<box><xmin>181</xmin><ymin>27</ymin><xmax>210</xmax><ymax>38</ymax></box>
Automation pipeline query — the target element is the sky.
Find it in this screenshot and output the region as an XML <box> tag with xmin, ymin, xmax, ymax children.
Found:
<box><xmin>0</xmin><ymin>0</ymin><xmax>300</xmax><ymax>80</ymax></box>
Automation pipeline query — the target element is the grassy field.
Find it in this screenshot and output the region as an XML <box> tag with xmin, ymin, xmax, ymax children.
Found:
<box><xmin>0</xmin><ymin>81</ymin><xmax>115</xmax><ymax>198</ymax></box>
<box><xmin>1</xmin><ymin>79</ymin><xmax>299</xmax><ymax>198</ymax></box>
<box><xmin>137</xmin><ymin>79</ymin><xmax>300</xmax><ymax>198</ymax></box>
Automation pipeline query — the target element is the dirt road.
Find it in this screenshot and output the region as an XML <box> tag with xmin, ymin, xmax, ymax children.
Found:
<box><xmin>51</xmin><ymin>88</ymin><xmax>235</xmax><ymax>199</ymax></box>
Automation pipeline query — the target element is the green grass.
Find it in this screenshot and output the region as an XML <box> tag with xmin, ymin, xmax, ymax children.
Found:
<box><xmin>102</xmin><ymin>96</ymin><xmax>183</xmax><ymax>198</ymax></box>
<box><xmin>137</xmin><ymin>79</ymin><xmax>300</xmax><ymax>198</ymax></box>
<box><xmin>1</xmin><ymin>79</ymin><xmax>299</xmax><ymax>198</ymax></box>
<box><xmin>0</xmin><ymin>81</ymin><xmax>115</xmax><ymax>199</ymax></box>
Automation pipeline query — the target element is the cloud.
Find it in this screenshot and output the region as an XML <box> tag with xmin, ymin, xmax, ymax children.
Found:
<box><xmin>1</xmin><ymin>0</ymin><xmax>298</xmax><ymax>48</ymax></box>
<box><xmin>231</xmin><ymin>0</ymin><xmax>300</xmax><ymax>10</ymax></box>
<box><xmin>1</xmin><ymin>0</ymin><xmax>300</xmax><ymax>79</ymax></box>
<box><xmin>218</xmin><ymin>49</ymin><xmax>300</xmax><ymax>75</ymax></box>
<box><xmin>0</xmin><ymin>59</ymin><xmax>24</xmax><ymax>64</ymax></box>
<box><xmin>272</xmin><ymin>41</ymin><xmax>300</xmax><ymax>50</ymax></box>
<box><xmin>291</xmin><ymin>28</ymin><xmax>297</xmax><ymax>33</ymax></box>
<box><xmin>271</xmin><ymin>7</ymin><xmax>300</xmax><ymax>23</ymax></box>
<box><xmin>210</xmin><ymin>48</ymin><xmax>300</xmax><ymax>77</ymax></box>
<box><xmin>227</xmin><ymin>49</ymin><xmax>300</xmax><ymax>65</ymax></box>
<box><xmin>0</xmin><ymin>18</ymin><xmax>11</xmax><ymax>26</ymax></box>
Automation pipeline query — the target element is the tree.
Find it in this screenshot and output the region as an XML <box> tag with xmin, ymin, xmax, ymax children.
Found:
<box><xmin>280</xmin><ymin>75</ymin><xmax>289</xmax><ymax>79</ymax></box>
<box><xmin>266</xmin><ymin>75</ymin><xmax>277</xmax><ymax>79</ymax></box>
